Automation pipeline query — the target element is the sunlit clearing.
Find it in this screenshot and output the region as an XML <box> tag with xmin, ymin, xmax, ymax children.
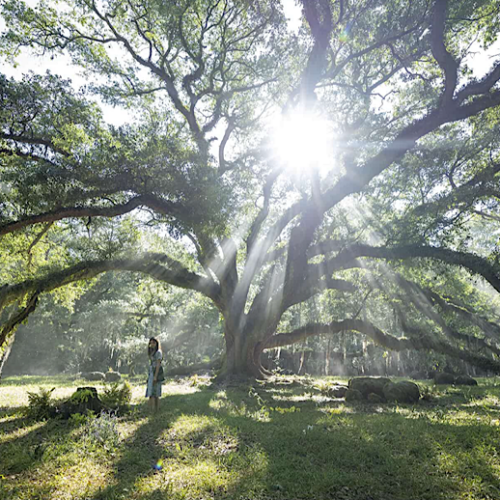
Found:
<box><xmin>272</xmin><ymin>108</ymin><xmax>334</xmax><ymax>176</ymax></box>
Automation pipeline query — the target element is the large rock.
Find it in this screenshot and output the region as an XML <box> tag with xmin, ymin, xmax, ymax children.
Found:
<box><xmin>348</xmin><ymin>377</ymin><xmax>391</xmax><ymax>398</ymax></box>
<box><xmin>434</xmin><ymin>373</ymin><xmax>455</xmax><ymax>385</ymax></box>
<box><xmin>104</xmin><ymin>371</ymin><xmax>122</xmax><ymax>382</ymax></box>
<box><xmin>81</xmin><ymin>371</ymin><xmax>106</xmax><ymax>381</ymax></box>
<box><xmin>383</xmin><ymin>381</ymin><xmax>420</xmax><ymax>404</ymax></box>
<box><xmin>367</xmin><ymin>393</ymin><xmax>385</xmax><ymax>404</ymax></box>
<box><xmin>345</xmin><ymin>389</ymin><xmax>363</xmax><ymax>402</ymax></box>
<box><xmin>327</xmin><ymin>385</ymin><xmax>348</xmax><ymax>398</ymax></box>
<box><xmin>57</xmin><ymin>387</ymin><xmax>103</xmax><ymax>418</ymax></box>
<box><xmin>454</xmin><ymin>375</ymin><xmax>478</xmax><ymax>386</ymax></box>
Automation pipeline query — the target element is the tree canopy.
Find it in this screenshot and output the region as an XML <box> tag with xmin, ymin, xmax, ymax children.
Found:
<box><xmin>2</xmin><ymin>0</ymin><xmax>500</xmax><ymax>378</ymax></box>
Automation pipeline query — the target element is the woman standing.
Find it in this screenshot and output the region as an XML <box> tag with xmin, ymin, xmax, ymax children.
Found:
<box><xmin>146</xmin><ymin>337</ymin><xmax>163</xmax><ymax>413</ymax></box>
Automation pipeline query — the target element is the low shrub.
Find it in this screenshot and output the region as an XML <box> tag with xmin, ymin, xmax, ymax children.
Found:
<box><xmin>26</xmin><ymin>387</ymin><xmax>55</xmax><ymax>420</ymax></box>
<box><xmin>100</xmin><ymin>381</ymin><xmax>132</xmax><ymax>410</ymax></box>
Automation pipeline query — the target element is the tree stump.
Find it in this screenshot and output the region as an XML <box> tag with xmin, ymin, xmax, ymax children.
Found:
<box><xmin>57</xmin><ymin>387</ymin><xmax>103</xmax><ymax>419</ymax></box>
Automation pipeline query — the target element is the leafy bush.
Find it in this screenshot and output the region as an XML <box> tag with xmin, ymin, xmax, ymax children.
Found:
<box><xmin>100</xmin><ymin>381</ymin><xmax>132</xmax><ymax>409</ymax></box>
<box><xmin>26</xmin><ymin>387</ymin><xmax>55</xmax><ymax>420</ymax></box>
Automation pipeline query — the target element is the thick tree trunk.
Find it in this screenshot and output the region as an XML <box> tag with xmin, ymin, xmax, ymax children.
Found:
<box><xmin>220</xmin><ymin>342</ymin><xmax>268</xmax><ymax>379</ymax></box>
<box><xmin>217</xmin><ymin>322</ymin><xmax>269</xmax><ymax>380</ymax></box>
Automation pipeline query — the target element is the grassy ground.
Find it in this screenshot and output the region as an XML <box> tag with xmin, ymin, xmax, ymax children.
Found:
<box><xmin>1</xmin><ymin>375</ymin><xmax>500</xmax><ymax>500</ymax></box>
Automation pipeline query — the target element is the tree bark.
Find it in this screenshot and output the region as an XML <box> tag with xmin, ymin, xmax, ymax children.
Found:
<box><xmin>216</xmin><ymin>319</ymin><xmax>269</xmax><ymax>380</ymax></box>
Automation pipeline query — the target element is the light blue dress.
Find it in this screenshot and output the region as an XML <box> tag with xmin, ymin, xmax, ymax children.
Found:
<box><xmin>146</xmin><ymin>350</ymin><xmax>163</xmax><ymax>398</ymax></box>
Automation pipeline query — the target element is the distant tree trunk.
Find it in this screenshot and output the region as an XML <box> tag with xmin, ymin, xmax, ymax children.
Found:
<box><xmin>325</xmin><ymin>338</ymin><xmax>331</xmax><ymax>375</ymax></box>
<box><xmin>298</xmin><ymin>345</ymin><xmax>306</xmax><ymax>375</ymax></box>
<box><xmin>0</xmin><ymin>332</ymin><xmax>15</xmax><ymax>379</ymax></box>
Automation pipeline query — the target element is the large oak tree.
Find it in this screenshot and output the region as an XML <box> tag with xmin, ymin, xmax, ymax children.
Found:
<box><xmin>2</xmin><ymin>0</ymin><xmax>500</xmax><ymax>378</ymax></box>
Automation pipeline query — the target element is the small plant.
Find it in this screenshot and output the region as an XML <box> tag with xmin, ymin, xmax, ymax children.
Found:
<box><xmin>68</xmin><ymin>412</ymin><xmax>91</xmax><ymax>427</ymax></box>
<box><xmin>101</xmin><ymin>381</ymin><xmax>132</xmax><ymax>410</ymax></box>
<box><xmin>269</xmin><ymin>405</ymin><xmax>300</xmax><ymax>414</ymax></box>
<box><xmin>26</xmin><ymin>387</ymin><xmax>55</xmax><ymax>420</ymax></box>
<box><xmin>84</xmin><ymin>412</ymin><xmax>120</xmax><ymax>451</ymax></box>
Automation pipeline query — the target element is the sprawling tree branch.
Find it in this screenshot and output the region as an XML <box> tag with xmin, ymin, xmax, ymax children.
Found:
<box><xmin>0</xmin><ymin>196</ymin><xmax>152</xmax><ymax>236</ymax></box>
<box><xmin>87</xmin><ymin>0</ymin><xmax>206</xmax><ymax>152</ymax></box>
<box><xmin>320</xmin><ymin>243</ymin><xmax>500</xmax><ymax>293</ymax></box>
<box><xmin>431</xmin><ymin>0</ymin><xmax>458</xmax><ymax>103</ymax></box>
<box><xmin>387</xmin><ymin>275</ymin><xmax>500</xmax><ymax>357</ymax></box>
<box><xmin>0</xmin><ymin>254</ymin><xmax>222</xmax><ymax>313</ymax></box>
<box><xmin>246</xmin><ymin>166</ymin><xmax>283</xmax><ymax>256</ymax></box>
<box><xmin>299</xmin><ymin>0</ymin><xmax>333</xmax><ymax>100</ymax></box>
<box><xmin>394</xmin><ymin>275</ymin><xmax>500</xmax><ymax>343</ymax></box>
<box><xmin>263</xmin><ymin>318</ymin><xmax>500</xmax><ymax>373</ymax></box>
<box><xmin>411</xmin><ymin>160</ymin><xmax>500</xmax><ymax>221</ymax></box>
<box><xmin>320</xmin><ymin>91</ymin><xmax>500</xmax><ymax>218</ymax></box>
<box><xmin>0</xmin><ymin>292</ymin><xmax>39</xmax><ymax>349</ymax></box>
<box><xmin>0</xmin><ymin>132</ymin><xmax>70</xmax><ymax>156</ymax></box>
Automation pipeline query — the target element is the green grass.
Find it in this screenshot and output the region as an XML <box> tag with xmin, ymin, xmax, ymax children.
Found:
<box><xmin>1</xmin><ymin>375</ymin><xmax>500</xmax><ymax>499</ymax></box>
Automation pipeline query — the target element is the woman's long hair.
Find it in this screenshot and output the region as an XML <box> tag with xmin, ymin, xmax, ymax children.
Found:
<box><xmin>148</xmin><ymin>337</ymin><xmax>161</xmax><ymax>358</ymax></box>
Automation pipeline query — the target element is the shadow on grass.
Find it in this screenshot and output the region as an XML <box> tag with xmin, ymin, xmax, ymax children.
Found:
<box><xmin>1</xmin><ymin>400</ymin><xmax>144</xmax><ymax>477</ymax></box>
<box><xmin>1</xmin><ymin>417</ymin><xmax>53</xmax><ymax>475</ymax></box>
<box><xmin>86</xmin><ymin>391</ymin><xmax>216</xmax><ymax>500</ymax></box>
<box><xmin>85</xmin><ymin>383</ymin><xmax>500</xmax><ymax>500</ymax></box>
<box><xmin>3</xmin><ymin>379</ymin><xmax>500</xmax><ymax>500</ymax></box>
<box><xmin>215</xmin><ymin>386</ymin><xmax>500</xmax><ymax>500</ymax></box>
<box><xmin>0</xmin><ymin>406</ymin><xmax>24</xmax><ymax>419</ymax></box>
<box><xmin>0</xmin><ymin>412</ymin><xmax>26</xmax><ymax>436</ymax></box>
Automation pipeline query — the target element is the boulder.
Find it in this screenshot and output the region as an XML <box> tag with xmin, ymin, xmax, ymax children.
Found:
<box><xmin>454</xmin><ymin>375</ymin><xmax>478</xmax><ymax>386</ymax></box>
<box><xmin>57</xmin><ymin>387</ymin><xmax>103</xmax><ymax>418</ymax></box>
<box><xmin>348</xmin><ymin>377</ymin><xmax>391</xmax><ymax>398</ymax></box>
<box><xmin>434</xmin><ymin>373</ymin><xmax>455</xmax><ymax>385</ymax></box>
<box><xmin>345</xmin><ymin>389</ymin><xmax>363</xmax><ymax>402</ymax></box>
<box><xmin>383</xmin><ymin>381</ymin><xmax>420</xmax><ymax>404</ymax></box>
<box><xmin>327</xmin><ymin>385</ymin><xmax>348</xmax><ymax>398</ymax></box>
<box><xmin>104</xmin><ymin>371</ymin><xmax>122</xmax><ymax>382</ymax></box>
<box><xmin>81</xmin><ymin>371</ymin><xmax>106</xmax><ymax>381</ymax></box>
<box><xmin>367</xmin><ymin>393</ymin><xmax>385</xmax><ymax>404</ymax></box>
